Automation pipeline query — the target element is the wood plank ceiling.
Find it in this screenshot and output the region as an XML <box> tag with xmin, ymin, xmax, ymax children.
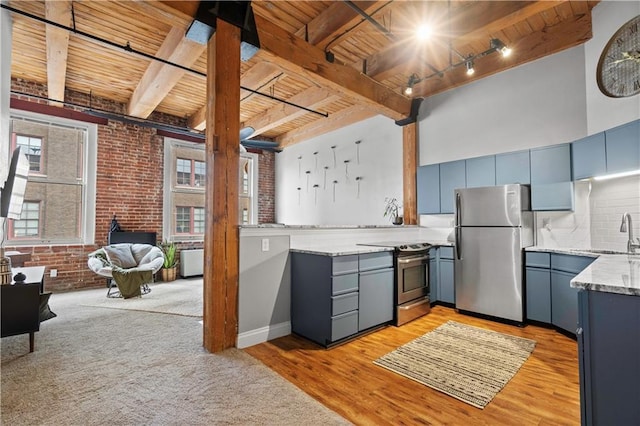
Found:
<box><xmin>7</xmin><ymin>0</ymin><xmax>600</xmax><ymax>148</ymax></box>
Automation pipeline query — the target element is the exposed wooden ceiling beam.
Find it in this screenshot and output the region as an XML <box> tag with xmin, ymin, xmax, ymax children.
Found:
<box><xmin>277</xmin><ymin>104</ymin><xmax>377</xmax><ymax>148</ymax></box>
<box><xmin>242</xmin><ymin>86</ymin><xmax>339</xmax><ymax>137</ymax></box>
<box><xmin>254</xmin><ymin>14</ymin><xmax>412</xmax><ymax>122</ymax></box>
<box><xmin>411</xmin><ymin>9</ymin><xmax>593</xmax><ymax>98</ymax></box>
<box><xmin>127</xmin><ymin>26</ymin><xmax>205</xmax><ymax>118</ymax></box>
<box><xmin>363</xmin><ymin>1</ymin><xmax>561</xmax><ymax>81</ymax></box>
<box><xmin>45</xmin><ymin>0</ymin><xmax>72</xmax><ymax>107</ymax></box>
<box><xmin>188</xmin><ymin>61</ymin><xmax>283</xmax><ymax>130</ymax></box>
<box><xmin>293</xmin><ymin>1</ymin><xmax>379</xmax><ymax>50</ymax></box>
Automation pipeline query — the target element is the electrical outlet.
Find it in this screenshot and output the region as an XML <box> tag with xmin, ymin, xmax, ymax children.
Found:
<box><xmin>261</xmin><ymin>238</ymin><xmax>269</xmax><ymax>252</ymax></box>
<box><xmin>50</xmin><ymin>269</ymin><xmax>58</xmax><ymax>278</ymax></box>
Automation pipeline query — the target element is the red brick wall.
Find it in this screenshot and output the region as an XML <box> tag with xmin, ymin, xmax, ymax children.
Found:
<box><xmin>7</xmin><ymin>79</ymin><xmax>276</xmax><ymax>292</ymax></box>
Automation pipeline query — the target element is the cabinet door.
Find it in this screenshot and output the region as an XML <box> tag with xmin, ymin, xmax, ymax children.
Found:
<box><xmin>530</xmin><ymin>144</ymin><xmax>572</xmax><ymax>183</ymax></box>
<box><xmin>606</xmin><ymin>120</ymin><xmax>640</xmax><ymax>174</ymax></box>
<box><xmin>439</xmin><ymin>160</ymin><xmax>466</xmax><ymax>214</ymax></box>
<box><xmin>466</xmin><ymin>155</ymin><xmax>496</xmax><ymax>188</ymax></box>
<box><xmin>531</xmin><ymin>182</ymin><xmax>574</xmax><ymax>211</ymax></box>
<box><xmin>551</xmin><ymin>270</ymin><xmax>580</xmax><ymax>335</ymax></box>
<box><xmin>572</xmin><ymin>132</ymin><xmax>606</xmax><ymax>180</ymax></box>
<box><xmin>429</xmin><ymin>248</ymin><xmax>438</xmax><ymax>302</ymax></box>
<box><xmin>358</xmin><ymin>268</ymin><xmax>394</xmax><ymax>331</ymax></box>
<box><xmin>526</xmin><ymin>267</ymin><xmax>551</xmax><ymax>323</ymax></box>
<box><xmin>439</xmin><ymin>258</ymin><xmax>455</xmax><ymax>304</ymax></box>
<box><xmin>417</xmin><ymin>164</ymin><xmax>441</xmax><ymax>214</ymax></box>
<box><xmin>496</xmin><ymin>150</ymin><xmax>530</xmax><ymax>185</ymax></box>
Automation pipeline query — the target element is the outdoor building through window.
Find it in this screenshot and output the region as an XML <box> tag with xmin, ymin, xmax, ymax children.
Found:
<box><xmin>164</xmin><ymin>138</ymin><xmax>258</xmax><ymax>241</ymax></box>
<box><xmin>7</xmin><ymin>112</ymin><xmax>97</xmax><ymax>245</ymax></box>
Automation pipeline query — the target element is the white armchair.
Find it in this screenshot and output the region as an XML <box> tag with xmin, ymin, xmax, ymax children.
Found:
<box><xmin>88</xmin><ymin>243</ymin><xmax>164</xmax><ymax>298</ymax></box>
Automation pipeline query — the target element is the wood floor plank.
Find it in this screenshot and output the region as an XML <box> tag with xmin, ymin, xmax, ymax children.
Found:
<box><xmin>244</xmin><ymin>306</ymin><xmax>581</xmax><ymax>425</ymax></box>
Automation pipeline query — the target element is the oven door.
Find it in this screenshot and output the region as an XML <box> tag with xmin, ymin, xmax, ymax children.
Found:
<box><xmin>396</xmin><ymin>252</ymin><xmax>429</xmax><ymax>305</ymax></box>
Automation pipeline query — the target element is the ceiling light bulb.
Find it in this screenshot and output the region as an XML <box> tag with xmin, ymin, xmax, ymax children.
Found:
<box><xmin>466</xmin><ymin>61</ymin><xmax>475</xmax><ymax>76</ymax></box>
<box><xmin>415</xmin><ymin>24</ymin><xmax>432</xmax><ymax>41</ymax></box>
<box><xmin>404</xmin><ymin>86</ymin><xmax>413</xmax><ymax>96</ymax></box>
<box><xmin>500</xmin><ymin>46</ymin><xmax>512</xmax><ymax>57</ymax></box>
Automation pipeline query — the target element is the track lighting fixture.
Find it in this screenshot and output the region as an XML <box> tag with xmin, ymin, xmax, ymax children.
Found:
<box><xmin>490</xmin><ymin>38</ymin><xmax>512</xmax><ymax>57</ymax></box>
<box><xmin>402</xmin><ymin>38</ymin><xmax>512</xmax><ymax>96</ymax></box>
<box><xmin>465</xmin><ymin>59</ymin><xmax>475</xmax><ymax>76</ymax></box>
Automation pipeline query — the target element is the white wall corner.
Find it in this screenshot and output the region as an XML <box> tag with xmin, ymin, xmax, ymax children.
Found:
<box><xmin>237</xmin><ymin>321</ymin><xmax>291</xmax><ymax>349</ymax></box>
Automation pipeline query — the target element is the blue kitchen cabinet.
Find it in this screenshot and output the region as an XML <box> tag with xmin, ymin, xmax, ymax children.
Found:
<box><xmin>605</xmin><ymin>119</ymin><xmax>640</xmax><ymax>174</ymax></box>
<box><xmin>571</xmin><ymin>132</ymin><xmax>606</xmax><ymax>180</ymax></box>
<box><xmin>439</xmin><ymin>160</ymin><xmax>466</xmax><ymax>214</ymax></box>
<box><xmin>429</xmin><ymin>248</ymin><xmax>438</xmax><ymax>302</ymax></box>
<box><xmin>530</xmin><ymin>144</ymin><xmax>574</xmax><ymax>211</ymax></box>
<box><xmin>417</xmin><ymin>164</ymin><xmax>440</xmax><ymax>214</ymax></box>
<box><xmin>495</xmin><ymin>150</ymin><xmax>530</xmax><ymax>185</ymax></box>
<box><xmin>550</xmin><ymin>254</ymin><xmax>596</xmax><ymax>335</ymax></box>
<box><xmin>578</xmin><ymin>290</ymin><xmax>640</xmax><ymax>426</ymax></box>
<box><xmin>525</xmin><ymin>252</ymin><xmax>551</xmax><ymax>323</ymax></box>
<box><xmin>465</xmin><ymin>155</ymin><xmax>496</xmax><ymax>188</ymax></box>
<box><xmin>438</xmin><ymin>247</ymin><xmax>455</xmax><ymax>305</ymax></box>
<box><xmin>358</xmin><ymin>267</ymin><xmax>394</xmax><ymax>331</ymax></box>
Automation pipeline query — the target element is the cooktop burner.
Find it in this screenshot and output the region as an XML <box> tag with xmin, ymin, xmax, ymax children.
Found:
<box><xmin>358</xmin><ymin>241</ymin><xmax>432</xmax><ymax>251</ymax></box>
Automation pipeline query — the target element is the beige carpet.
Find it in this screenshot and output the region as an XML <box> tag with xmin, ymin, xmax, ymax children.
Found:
<box><xmin>1</xmin><ymin>283</ymin><xmax>349</xmax><ymax>425</ymax></box>
<box><xmin>374</xmin><ymin>320</ymin><xmax>536</xmax><ymax>409</ymax></box>
<box><xmin>80</xmin><ymin>278</ymin><xmax>203</xmax><ymax>317</ymax></box>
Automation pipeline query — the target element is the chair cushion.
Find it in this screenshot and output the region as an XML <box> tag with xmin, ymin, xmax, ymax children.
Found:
<box><xmin>103</xmin><ymin>244</ymin><xmax>137</xmax><ymax>269</ymax></box>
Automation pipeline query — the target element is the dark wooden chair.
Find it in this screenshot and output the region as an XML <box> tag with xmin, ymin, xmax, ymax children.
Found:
<box><xmin>1</xmin><ymin>283</ymin><xmax>41</xmax><ymax>352</ymax></box>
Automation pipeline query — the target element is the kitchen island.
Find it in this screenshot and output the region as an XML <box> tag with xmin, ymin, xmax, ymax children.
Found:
<box><xmin>570</xmin><ymin>253</ymin><xmax>640</xmax><ymax>426</ymax></box>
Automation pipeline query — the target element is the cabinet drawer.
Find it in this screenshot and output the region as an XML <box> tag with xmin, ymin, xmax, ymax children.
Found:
<box><xmin>359</xmin><ymin>251</ymin><xmax>393</xmax><ymax>271</ymax></box>
<box><xmin>331</xmin><ymin>310</ymin><xmax>358</xmax><ymax>342</ymax></box>
<box><xmin>439</xmin><ymin>246</ymin><xmax>454</xmax><ymax>259</ymax></box>
<box><xmin>526</xmin><ymin>252</ymin><xmax>550</xmax><ymax>268</ymax></box>
<box><xmin>332</xmin><ymin>273</ymin><xmax>358</xmax><ymax>296</ymax></box>
<box><xmin>332</xmin><ymin>255</ymin><xmax>359</xmax><ymax>275</ymax></box>
<box><xmin>332</xmin><ymin>292</ymin><xmax>358</xmax><ymax>316</ymax></box>
<box><xmin>551</xmin><ymin>254</ymin><xmax>595</xmax><ymax>274</ymax></box>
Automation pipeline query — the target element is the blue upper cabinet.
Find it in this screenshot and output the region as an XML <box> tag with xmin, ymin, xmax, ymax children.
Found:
<box><xmin>571</xmin><ymin>132</ymin><xmax>606</xmax><ymax>180</ymax></box>
<box><xmin>417</xmin><ymin>164</ymin><xmax>440</xmax><ymax>214</ymax></box>
<box><xmin>605</xmin><ymin>120</ymin><xmax>640</xmax><ymax>174</ymax></box>
<box><xmin>465</xmin><ymin>155</ymin><xmax>496</xmax><ymax>188</ymax></box>
<box><xmin>530</xmin><ymin>144</ymin><xmax>574</xmax><ymax>211</ymax></box>
<box><xmin>439</xmin><ymin>160</ymin><xmax>466</xmax><ymax>214</ymax></box>
<box><xmin>530</xmin><ymin>144</ymin><xmax>572</xmax><ymax>183</ymax></box>
<box><xmin>495</xmin><ymin>150</ymin><xmax>530</xmax><ymax>185</ymax></box>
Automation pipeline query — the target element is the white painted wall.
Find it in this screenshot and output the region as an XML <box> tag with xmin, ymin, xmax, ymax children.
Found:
<box><xmin>586</xmin><ymin>0</ymin><xmax>640</xmax><ymax>133</ymax></box>
<box><xmin>418</xmin><ymin>45</ymin><xmax>588</xmax><ymax>165</ymax></box>
<box><xmin>275</xmin><ymin>114</ymin><xmax>403</xmax><ymax>225</ymax></box>
<box><xmin>0</xmin><ymin>5</ymin><xmax>11</xmax><ymax>244</ymax></box>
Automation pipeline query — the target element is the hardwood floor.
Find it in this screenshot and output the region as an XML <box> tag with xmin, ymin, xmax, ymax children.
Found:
<box><xmin>244</xmin><ymin>305</ymin><xmax>581</xmax><ymax>425</ymax></box>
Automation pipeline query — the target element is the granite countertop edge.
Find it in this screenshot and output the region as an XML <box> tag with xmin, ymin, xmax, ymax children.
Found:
<box><xmin>289</xmin><ymin>240</ymin><xmax>453</xmax><ymax>257</ymax></box>
<box><xmin>526</xmin><ymin>247</ymin><xmax>640</xmax><ymax>296</ymax></box>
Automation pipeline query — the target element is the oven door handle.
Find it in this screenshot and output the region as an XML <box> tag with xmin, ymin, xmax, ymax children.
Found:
<box><xmin>397</xmin><ymin>255</ymin><xmax>429</xmax><ymax>264</ymax></box>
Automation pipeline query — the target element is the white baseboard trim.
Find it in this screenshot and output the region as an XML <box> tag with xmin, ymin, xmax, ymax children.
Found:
<box><xmin>237</xmin><ymin>321</ymin><xmax>291</xmax><ymax>349</ymax></box>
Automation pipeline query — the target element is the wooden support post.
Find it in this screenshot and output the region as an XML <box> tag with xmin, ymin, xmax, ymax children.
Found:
<box><xmin>402</xmin><ymin>123</ymin><xmax>418</xmax><ymax>225</ymax></box>
<box><xmin>203</xmin><ymin>19</ymin><xmax>241</xmax><ymax>353</ymax></box>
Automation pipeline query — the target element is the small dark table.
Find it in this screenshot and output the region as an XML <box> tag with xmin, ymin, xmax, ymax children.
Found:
<box><xmin>1</xmin><ymin>266</ymin><xmax>47</xmax><ymax>352</ymax></box>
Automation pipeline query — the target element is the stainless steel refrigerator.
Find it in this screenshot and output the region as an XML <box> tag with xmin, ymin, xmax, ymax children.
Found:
<box><xmin>454</xmin><ymin>184</ymin><xmax>533</xmax><ymax>323</ymax></box>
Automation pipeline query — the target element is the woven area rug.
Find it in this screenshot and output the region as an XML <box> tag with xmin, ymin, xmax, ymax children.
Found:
<box><xmin>374</xmin><ymin>320</ymin><xmax>536</xmax><ymax>409</ymax></box>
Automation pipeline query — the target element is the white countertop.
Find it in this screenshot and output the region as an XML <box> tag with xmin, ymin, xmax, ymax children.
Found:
<box><xmin>289</xmin><ymin>239</ymin><xmax>453</xmax><ymax>257</ymax></box>
<box><xmin>571</xmin><ymin>254</ymin><xmax>640</xmax><ymax>296</ymax></box>
<box><xmin>526</xmin><ymin>246</ymin><xmax>640</xmax><ymax>296</ymax></box>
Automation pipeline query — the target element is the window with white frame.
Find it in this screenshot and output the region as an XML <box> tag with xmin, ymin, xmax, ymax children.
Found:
<box><xmin>163</xmin><ymin>138</ymin><xmax>258</xmax><ymax>241</ymax></box>
<box><xmin>11</xmin><ymin>201</ymin><xmax>40</xmax><ymax>238</ymax></box>
<box><xmin>8</xmin><ymin>112</ymin><xmax>97</xmax><ymax>245</ymax></box>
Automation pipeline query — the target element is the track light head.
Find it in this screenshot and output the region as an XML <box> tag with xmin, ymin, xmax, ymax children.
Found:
<box><xmin>490</xmin><ymin>38</ymin><xmax>512</xmax><ymax>57</ymax></box>
<box><xmin>404</xmin><ymin>73</ymin><xmax>420</xmax><ymax>96</ymax></box>
<box><xmin>466</xmin><ymin>59</ymin><xmax>475</xmax><ymax>76</ymax></box>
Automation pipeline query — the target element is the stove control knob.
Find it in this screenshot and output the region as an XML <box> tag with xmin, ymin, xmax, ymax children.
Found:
<box><xmin>399</xmin><ymin>245</ymin><xmax>407</xmax><ymax>250</ymax></box>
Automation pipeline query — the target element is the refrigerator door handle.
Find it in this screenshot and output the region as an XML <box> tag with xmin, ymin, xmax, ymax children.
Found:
<box><xmin>455</xmin><ymin>192</ymin><xmax>461</xmax><ymax>260</ymax></box>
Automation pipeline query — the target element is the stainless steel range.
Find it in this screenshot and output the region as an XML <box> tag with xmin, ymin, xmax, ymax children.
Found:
<box><xmin>359</xmin><ymin>241</ymin><xmax>431</xmax><ymax>326</ymax></box>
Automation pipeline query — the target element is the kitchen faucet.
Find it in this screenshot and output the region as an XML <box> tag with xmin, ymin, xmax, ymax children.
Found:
<box><xmin>619</xmin><ymin>212</ymin><xmax>640</xmax><ymax>253</ymax></box>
